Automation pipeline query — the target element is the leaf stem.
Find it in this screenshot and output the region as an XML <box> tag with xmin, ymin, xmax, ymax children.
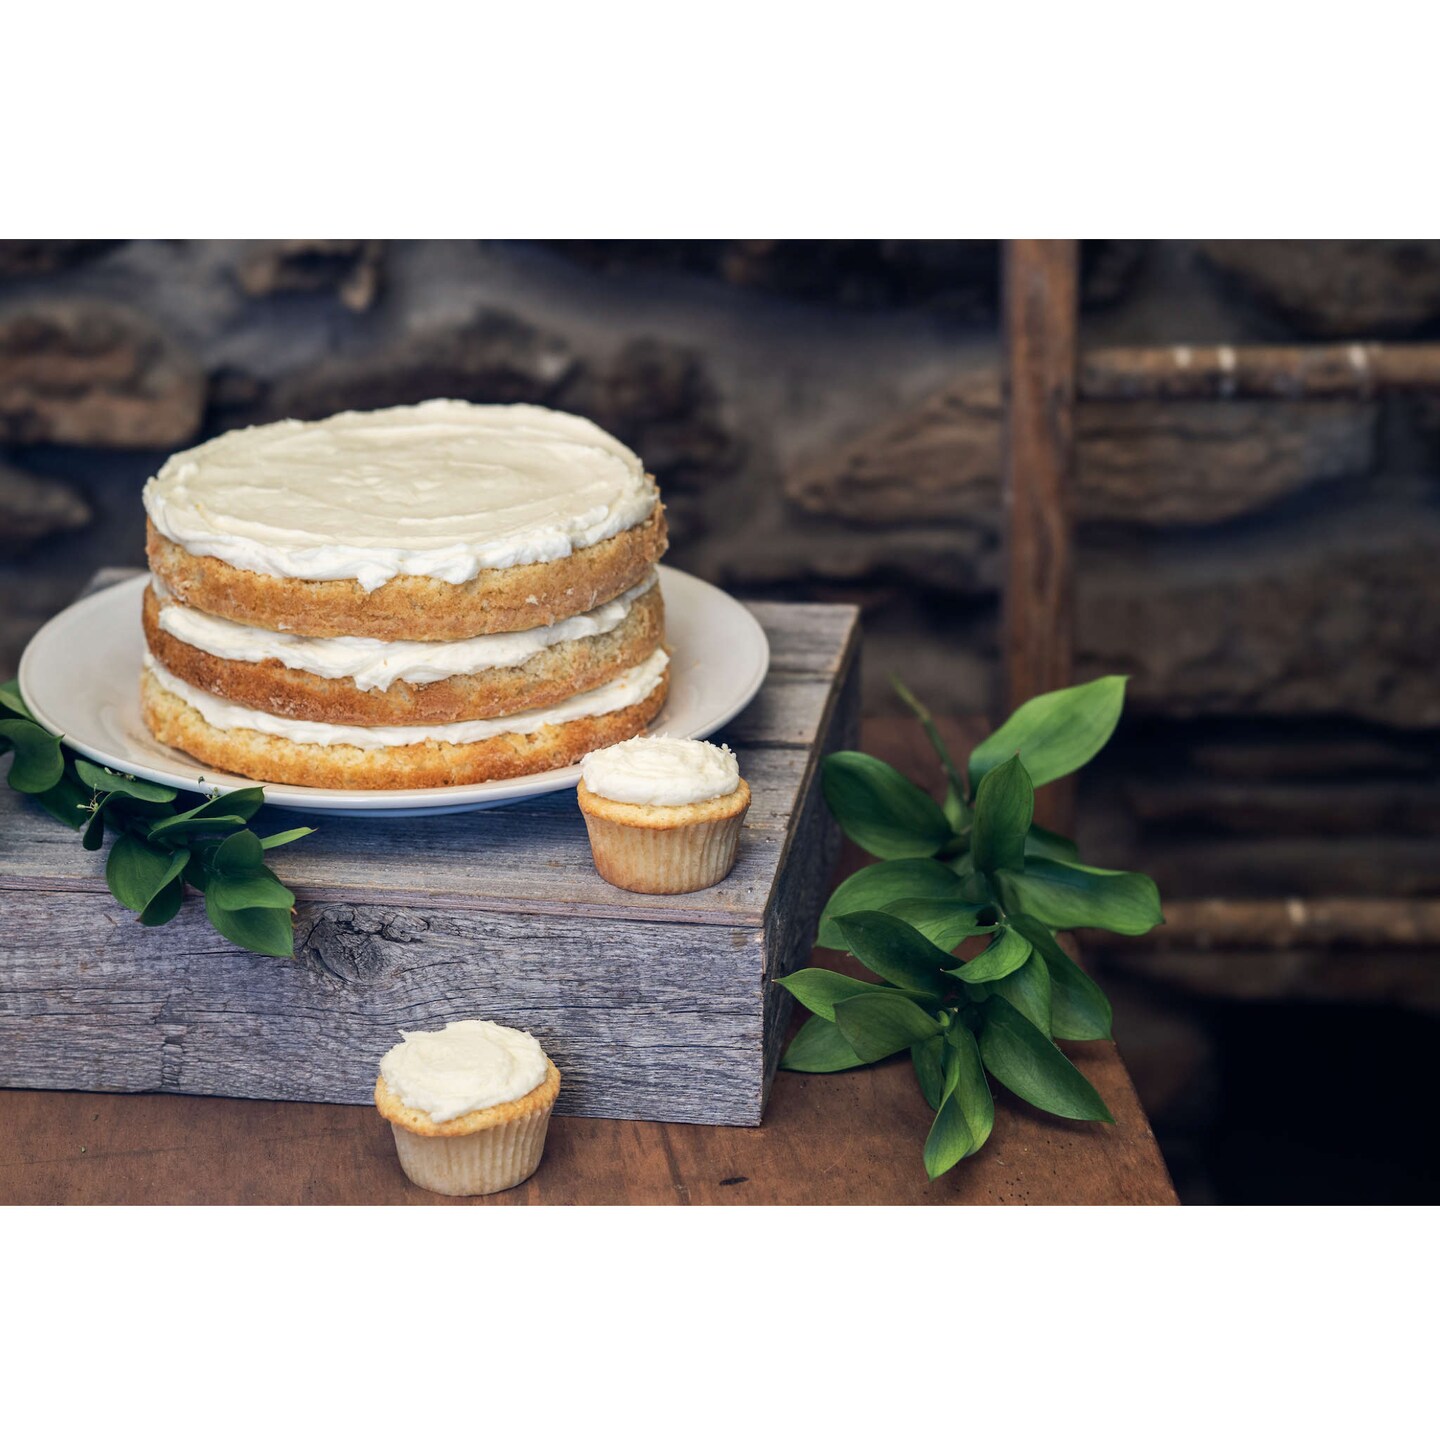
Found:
<box><xmin>890</xmin><ymin>674</ymin><xmax>968</xmax><ymax>803</ymax></box>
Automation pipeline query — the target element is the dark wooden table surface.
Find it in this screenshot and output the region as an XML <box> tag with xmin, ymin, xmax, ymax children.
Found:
<box><xmin>0</xmin><ymin>716</ymin><xmax>1177</xmax><ymax>1206</ymax></box>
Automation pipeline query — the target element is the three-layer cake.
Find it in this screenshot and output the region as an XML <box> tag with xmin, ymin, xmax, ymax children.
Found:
<box><xmin>138</xmin><ymin>401</ymin><xmax>670</xmax><ymax>788</ymax></box>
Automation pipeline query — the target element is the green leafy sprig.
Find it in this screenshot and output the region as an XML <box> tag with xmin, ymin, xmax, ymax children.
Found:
<box><xmin>778</xmin><ymin>675</ymin><xmax>1163</xmax><ymax>1180</ymax></box>
<box><xmin>0</xmin><ymin>678</ymin><xmax>312</xmax><ymax>957</ymax></box>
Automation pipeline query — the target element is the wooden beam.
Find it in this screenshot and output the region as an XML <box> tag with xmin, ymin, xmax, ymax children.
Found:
<box><xmin>1079</xmin><ymin>342</ymin><xmax>1440</xmax><ymax>401</ymax></box>
<box><xmin>1098</xmin><ymin>897</ymin><xmax>1440</xmax><ymax>1014</ymax></box>
<box><xmin>1001</xmin><ymin>239</ymin><xmax>1079</xmax><ymax>831</ymax></box>
<box><xmin>1131</xmin><ymin>897</ymin><xmax>1440</xmax><ymax>949</ymax></box>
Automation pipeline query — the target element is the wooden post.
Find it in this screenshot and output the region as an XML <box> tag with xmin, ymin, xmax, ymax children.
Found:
<box><xmin>1002</xmin><ymin>239</ymin><xmax>1079</xmax><ymax>831</ymax></box>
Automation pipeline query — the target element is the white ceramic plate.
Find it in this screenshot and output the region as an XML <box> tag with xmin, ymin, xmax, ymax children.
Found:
<box><xmin>18</xmin><ymin>566</ymin><xmax>769</xmax><ymax>816</ymax></box>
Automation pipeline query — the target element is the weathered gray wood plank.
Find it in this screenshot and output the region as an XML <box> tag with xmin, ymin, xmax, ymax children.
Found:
<box><xmin>1</xmin><ymin>573</ymin><xmax>861</xmax><ymax>1124</ymax></box>
<box><xmin>760</xmin><ymin>653</ymin><xmax>861</xmax><ymax>1105</ymax></box>
<box><xmin>721</xmin><ymin>675</ymin><xmax>839</xmax><ymax>748</ymax></box>
<box><xmin>748</xmin><ymin>601</ymin><xmax>859</xmax><ymax>675</ymax></box>
<box><xmin>0</xmin><ymin>898</ymin><xmax>769</xmax><ymax>1122</ymax></box>
<box><xmin>0</xmin><ymin>746</ymin><xmax>811</xmax><ymax>925</ymax></box>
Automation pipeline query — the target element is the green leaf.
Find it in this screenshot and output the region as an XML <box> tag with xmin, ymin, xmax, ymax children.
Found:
<box><xmin>780</xmin><ymin>1013</ymin><xmax>868</xmax><ymax>1073</ymax></box>
<box><xmin>923</xmin><ymin>1044</ymin><xmax>975</xmax><ymax>1181</ymax></box>
<box><xmin>776</xmin><ymin>967</ymin><xmax>897</xmax><ymax>1023</ymax></box>
<box><xmin>1047</xmin><ymin>960</ymin><xmax>1114</xmax><ymax>1042</ymax></box>
<box><xmin>968</xmin><ymin>675</ymin><xmax>1127</xmax><ymax>791</ymax></box>
<box><xmin>911</xmin><ymin>1035</ymin><xmax>947</xmax><ymax>1110</ymax></box>
<box><xmin>1007</xmin><ymin>913</ymin><xmax>1113</xmax><ymax>1040</ymax></box>
<box><xmin>947</xmin><ymin>1025</ymin><xmax>994</xmax><ymax>1154</ymax></box>
<box><xmin>204</xmin><ymin>890</ymin><xmax>294</xmax><ymax>958</ymax></box>
<box><xmin>139</xmin><ymin>878</ymin><xmax>185</xmax><ymax>927</ymax></box>
<box><xmin>878</xmin><ymin>899</ymin><xmax>999</xmax><ymax>952</ymax></box>
<box><xmin>72</xmin><ymin>758</ymin><xmax>178</xmax><ymax>803</ymax></box>
<box><xmin>0</xmin><ymin>678</ymin><xmax>35</xmax><ymax>720</ymax></box>
<box><xmin>0</xmin><ymin>719</ymin><xmax>65</xmax><ymax>794</ymax></box>
<box><xmin>955</xmin><ymin>863</ymin><xmax>996</xmax><ymax>907</ymax></box>
<box><xmin>207</xmin><ymin>866</ymin><xmax>295</xmax><ymax>913</ymax></box>
<box><xmin>833</xmin><ymin>992</ymin><xmax>941</xmax><ymax>1064</ymax></box>
<box><xmin>145</xmin><ymin>814</ymin><xmax>245</xmax><ymax>843</ymax></box>
<box><xmin>998</xmin><ymin>858</ymin><xmax>1163</xmax><ymax>936</ymax></box>
<box><xmin>33</xmin><ymin>770</ymin><xmax>92</xmax><ymax>830</ymax></box>
<box><xmin>260</xmin><ymin>826</ymin><xmax>316</xmax><ymax>850</ymax></box>
<box><xmin>106</xmin><ymin>793</ymin><xmax>176</xmax><ymax>819</ymax></box>
<box><xmin>211</xmin><ymin>829</ymin><xmax>265</xmax><ymax>875</ymax></box>
<box><xmin>833</xmin><ymin>912</ymin><xmax>950</xmax><ymax>997</ymax></box>
<box><xmin>972</xmin><ymin>755</ymin><xmax>1034</xmax><ymax>875</ymax></box>
<box><xmin>943</xmin><ymin>788</ymin><xmax>968</xmax><ymax>832</ymax></box>
<box><xmin>142</xmin><ymin>790</ymin><xmax>251</xmax><ymax>841</ymax></box>
<box><xmin>980</xmin><ymin>996</ymin><xmax>1113</xmax><ymax>1123</ymax></box>
<box><xmin>189</xmin><ymin>786</ymin><xmax>266</xmax><ymax>822</ymax></box>
<box><xmin>821</xmin><ymin>751</ymin><xmax>952</xmax><ymax>860</ymax></box>
<box><xmin>815</xmin><ymin>858</ymin><xmax>971</xmax><ymax>949</ymax></box>
<box><xmin>952</xmin><ymin>925</ymin><xmax>1032</xmax><ymax>985</ymax></box>
<box><xmin>987</xmin><ymin>950</ymin><xmax>1052</xmax><ymax>1035</ymax></box>
<box><xmin>106</xmin><ymin>835</ymin><xmax>188</xmax><ymax>914</ymax></box>
<box><xmin>1024</xmin><ymin>824</ymin><xmax>1079</xmax><ymax>863</ymax></box>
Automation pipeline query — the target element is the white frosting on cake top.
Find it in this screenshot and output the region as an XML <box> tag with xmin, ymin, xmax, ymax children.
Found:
<box><xmin>143</xmin><ymin>647</ymin><xmax>669</xmax><ymax>750</ymax></box>
<box><xmin>143</xmin><ymin>400</ymin><xmax>658</xmax><ymax>592</ymax></box>
<box><xmin>380</xmin><ymin>1019</ymin><xmax>548</xmax><ymax>1122</ymax></box>
<box><xmin>582</xmin><ymin>735</ymin><xmax>740</xmax><ymax>807</ymax></box>
<box><xmin>153</xmin><ymin>574</ymin><xmax>657</xmax><ymax>692</ymax></box>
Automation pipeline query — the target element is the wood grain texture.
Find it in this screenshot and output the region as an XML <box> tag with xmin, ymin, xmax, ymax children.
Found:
<box><xmin>1</xmin><ymin>898</ymin><xmax>767</xmax><ymax>1121</ymax></box>
<box><xmin>0</xmin><ymin>746</ymin><xmax>814</xmax><ymax>923</ymax></box>
<box><xmin>0</xmin><ymin>574</ymin><xmax>860</xmax><ymax>1125</ymax></box>
<box><xmin>1002</xmin><ymin>239</ymin><xmax>1079</xmax><ymax>833</ymax></box>
<box><xmin>0</xmin><ymin>1039</ymin><xmax>1173</xmax><ymax>1205</ymax></box>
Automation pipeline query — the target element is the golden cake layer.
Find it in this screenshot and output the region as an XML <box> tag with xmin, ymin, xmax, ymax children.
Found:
<box><xmin>141</xmin><ymin>582</ymin><xmax>667</xmax><ymax>726</ymax></box>
<box><xmin>140</xmin><ymin>665</ymin><xmax>670</xmax><ymax>790</ymax></box>
<box><xmin>145</xmin><ymin>505</ymin><xmax>668</xmax><ymax>642</ymax></box>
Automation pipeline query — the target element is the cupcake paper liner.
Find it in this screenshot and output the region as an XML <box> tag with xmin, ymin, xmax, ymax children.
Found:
<box><xmin>580</xmin><ymin>805</ymin><xmax>747</xmax><ymax>893</ymax></box>
<box><xmin>389</xmin><ymin>1102</ymin><xmax>555</xmax><ymax>1197</ymax></box>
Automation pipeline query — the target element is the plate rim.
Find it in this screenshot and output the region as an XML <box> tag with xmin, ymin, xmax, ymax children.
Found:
<box><xmin>17</xmin><ymin>564</ymin><xmax>770</xmax><ymax>816</ymax></box>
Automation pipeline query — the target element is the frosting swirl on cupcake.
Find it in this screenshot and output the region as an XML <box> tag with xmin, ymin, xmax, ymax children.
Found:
<box><xmin>582</xmin><ymin>735</ymin><xmax>740</xmax><ymax>807</ymax></box>
<box><xmin>379</xmin><ymin>1020</ymin><xmax>548</xmax><ymax>1123</ymax></box>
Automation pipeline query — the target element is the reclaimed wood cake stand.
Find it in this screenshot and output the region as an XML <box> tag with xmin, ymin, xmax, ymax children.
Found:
<box><xmin>0</xmin><ymin>571</ymin><xmax>858</xmax><ymax>1127</ymax></box>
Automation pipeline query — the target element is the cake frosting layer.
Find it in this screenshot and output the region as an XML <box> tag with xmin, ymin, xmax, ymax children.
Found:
<box><xmin>143</xmin><ymin>400</ymin><xmax>659</xmax><ymax>592</ymax></box>
<box><xmin>152</xmin><ymin>574</ymin><xmax>657</xmax><ymax>692</ymax></box>
<box><xmin>142</xmin><ymin>647</ymin><xmax>670</xmax><ymax>750</ymax></box>
<box><xmin>582</xmin><ymin>735</ymin><xmax>740</xmax><ymax>806</ymax></box>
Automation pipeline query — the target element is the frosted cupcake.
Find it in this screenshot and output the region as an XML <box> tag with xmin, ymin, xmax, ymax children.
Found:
<box><xmin>576</xmin><ymin>735</ymin><xmax>751</xmax><ymax>894</ymax></box>
<box><xmin>374</xmin><ymin>1020</ymin><xmax>561</xmax><ymax>1197</ymax></box>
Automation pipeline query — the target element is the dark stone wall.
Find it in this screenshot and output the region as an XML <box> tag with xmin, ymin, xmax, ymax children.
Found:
<box><xmin>5</xmin><ymin>240</ymin><xmax>1438</xmax><ymax>719</ymax></box>
<box><xmin>5</xmin><ymin>241</ymin><xmax>1440</xmax><ymax>870</ymax></box>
